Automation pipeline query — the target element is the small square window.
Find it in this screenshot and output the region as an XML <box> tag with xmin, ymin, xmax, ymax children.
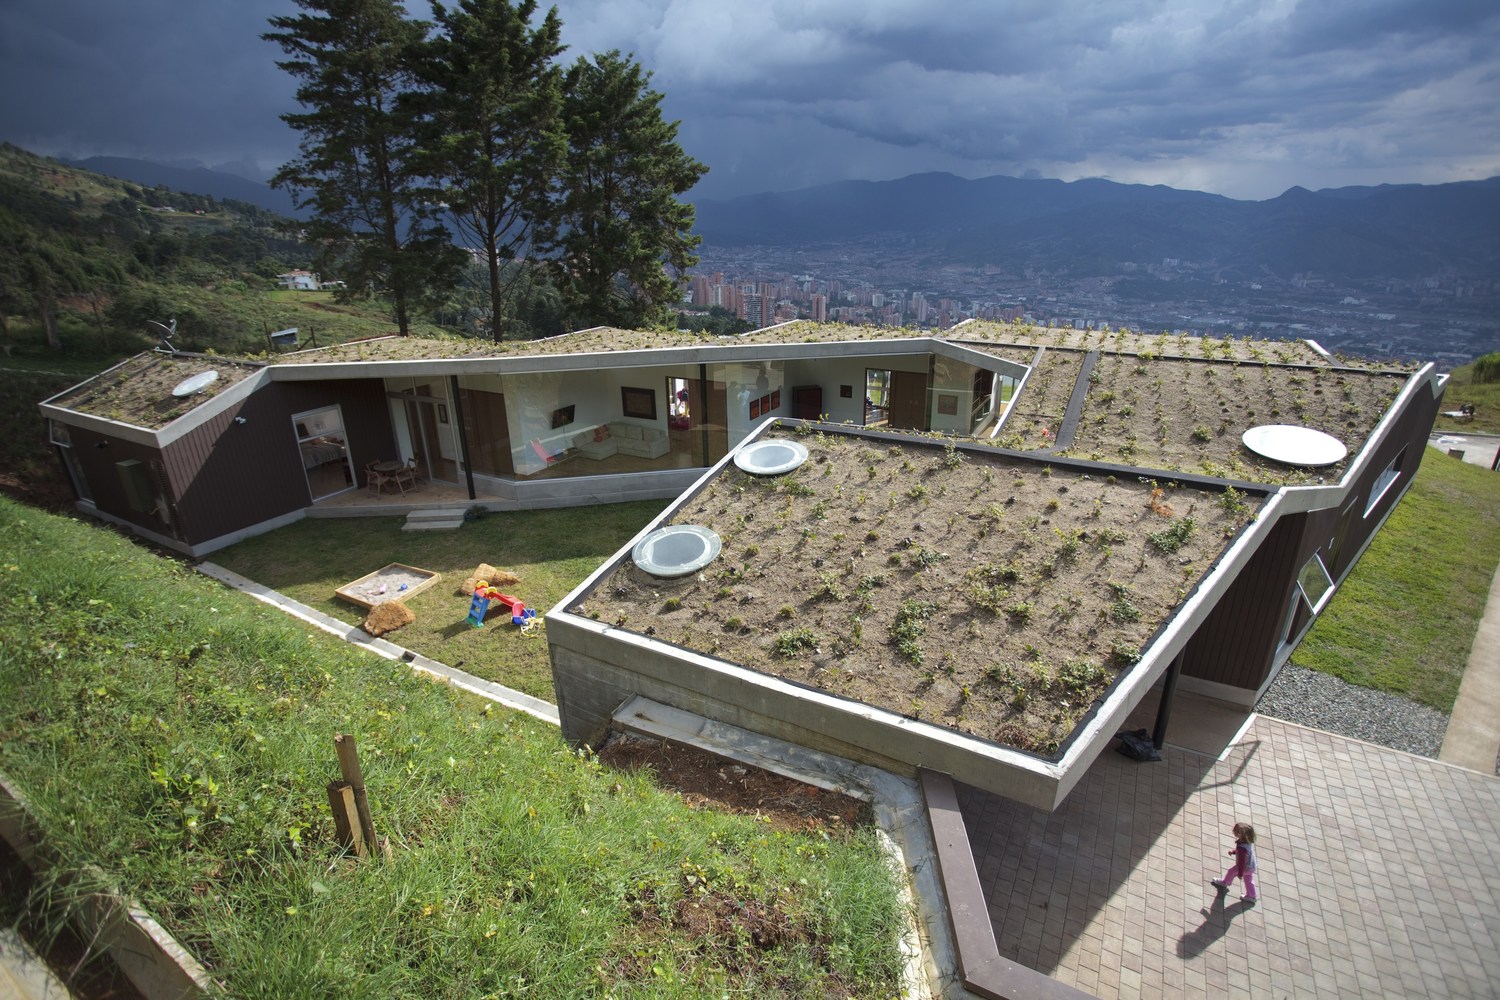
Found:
<box><xmin>1363</xmin><ymin>449</ymin><xmax>1405</xmax><ymax>517</ymax></box>
<box><xmin>1296</xmin><ymin>554</ymin><xmax>1335</xmax><ymax>614</ymax></box>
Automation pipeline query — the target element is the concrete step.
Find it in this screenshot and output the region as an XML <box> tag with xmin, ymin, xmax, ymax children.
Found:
<box><xmin>401</xmin><ymin>518</ymin><xmax>465</xmax><ymax>532</ymax></box>
<box><xmin>405</xmin><ymin>507</ymin><xmax>469</xmax><ymax>523</ymax></box>
<box><xmin>402</xmin><ymin>508</ymin><xmax>467</xmax><ymax>532</ymax></box>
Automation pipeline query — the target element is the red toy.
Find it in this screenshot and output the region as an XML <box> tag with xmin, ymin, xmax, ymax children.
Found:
<box><xmin>466</xmin><ymin>582</ymin><xmax>535</xmax><ymax>628</ymax></box>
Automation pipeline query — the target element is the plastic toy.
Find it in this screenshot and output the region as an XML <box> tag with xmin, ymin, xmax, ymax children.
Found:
<box><xmin>465</xmin><ymin>580</ymin><xmax>536</xmax><ymax>628</ymax></box>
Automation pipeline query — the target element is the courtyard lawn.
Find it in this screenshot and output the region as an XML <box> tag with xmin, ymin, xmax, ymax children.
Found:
<box><xmin>1293</xmin><ymin>448</ymin><xmax>1500</xmax><ymax>711</ymax></box>
<box><xmin>211</xmin><ymin>501</ymin><xmax>668</xmax><ymax>700</ymax></box>
<box><xmin>0</xmin><ymin>497</ymin><xmax>907</xmax><ymax>998</ymax></box>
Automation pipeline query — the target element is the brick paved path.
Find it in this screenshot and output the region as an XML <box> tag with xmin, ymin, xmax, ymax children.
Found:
<box><xmin>957</xmin><ymin>715</ymin><xmax>1500</xmax><ymax>998</ymax></box>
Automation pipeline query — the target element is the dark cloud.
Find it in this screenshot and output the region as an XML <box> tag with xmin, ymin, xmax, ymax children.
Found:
<box><xmin>0</xmin><ymin>0</ymin><xmax>301</xmax><ymax>176</ymax></box>
<box><xmin>1</xmin><ymin>0</ymin><xmax>1495</xmax><ymax>199</ymax></box>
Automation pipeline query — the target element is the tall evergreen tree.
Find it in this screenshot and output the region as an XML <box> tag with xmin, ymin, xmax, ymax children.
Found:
<box><xmin>411</xmin><ymin>0</ymin><xmax>566</xmax><ymax>341</ymax></box>
<box><xmin>552</xmin><ymin>50</ymin><xmax>707</xmax><ymax>330</ymax></box>
<box><xmin>265</xmin><ymin>0</ymin><xmax>462</xmax><ymax>336</ymax></box>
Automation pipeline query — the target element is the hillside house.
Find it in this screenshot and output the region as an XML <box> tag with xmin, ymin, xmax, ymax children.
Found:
<box><xmin>38</xmin><ymin>320</ymin><xmax>1440</xmax><ymax>811</ymax></box>
<box><xmin>276</xmin><ymin>269</ymin><xmax>320</xmax><ymax>290</ymax></box>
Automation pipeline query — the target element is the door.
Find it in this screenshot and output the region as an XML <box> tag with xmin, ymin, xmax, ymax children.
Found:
<box><xmin>392</xmin><ymin>387</ymin><xmax>459</xmax><ymax>484</ymax></box>
<box><xmin>462</xmin><ymin>389</ymin><xmax>514</xmax><ymax>477</ymax></box>
<box><xmin>888</xmin><ymin>370</ymin><xmax>930</xmax><ymax>431</ymax></box>
<box><xmin>702</xmin><ymin>379</ymin><xmax>729</xmax><ymax>466</ymax></box>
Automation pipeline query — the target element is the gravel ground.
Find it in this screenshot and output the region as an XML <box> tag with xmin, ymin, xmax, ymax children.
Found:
<box><xmin>1257</xmin><ymin>663</ymin><xmax>1451</xmax><ymax>761</ymax></box>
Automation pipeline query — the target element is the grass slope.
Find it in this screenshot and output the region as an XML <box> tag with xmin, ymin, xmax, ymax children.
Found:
<box><xmin>1293</xmin><ymin>449</ymin><xmax>1500</xmax><ymax>711</ymax></box>
<box><xmin>0</xmin><ymin>497</ymin><xmax>905</xmax><ymax>998</ymax></box>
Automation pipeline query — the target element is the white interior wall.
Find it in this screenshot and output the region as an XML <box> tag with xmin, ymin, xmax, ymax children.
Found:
<box><xmin>785</xmin><ymin>353</ymin><xmax>930</xmax><ymax>426</ymax></box>
<box><xmin>929</xmin><ymin>357</ymin><xmax>977</xmax><ymax>434</ymax></box>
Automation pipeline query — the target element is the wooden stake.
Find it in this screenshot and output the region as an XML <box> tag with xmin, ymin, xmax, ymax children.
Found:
<box><xmin>333</xmin><ymin>734</ymin><xmax>376</xmax><ymax>854</ymax></box>
<box><xmin>325</xmin><ymin>781</ymin><xmax>368</xmax><ymax>858</ymax></box>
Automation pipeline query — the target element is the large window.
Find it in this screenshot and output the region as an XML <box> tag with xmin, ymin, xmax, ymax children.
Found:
<box><xmin>292</xmin><ymin>406</ymin><xmax>353</xmax><ymax>500</ymax></box>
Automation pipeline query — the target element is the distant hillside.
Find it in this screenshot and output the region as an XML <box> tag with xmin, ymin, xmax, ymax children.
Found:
<box><xmin>62</xmin><ymin>155</ymin><xmax>304</xmax><ymax>218</ymax></box>
<box><xmin>0</xmin><ymin>144</ymin><xmax>423</xmax><ymax>359</ymax></box>
<box><xmin>693</xmin><ymin>172</ymin><xmax>1500</xmax><ymax>282</ymax></box>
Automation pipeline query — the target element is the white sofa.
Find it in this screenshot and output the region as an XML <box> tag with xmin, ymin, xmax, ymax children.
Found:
<box><xmin>572</xmin><ymin>421</ymin><xmax>670</xmax><ymax>460</ymax></box>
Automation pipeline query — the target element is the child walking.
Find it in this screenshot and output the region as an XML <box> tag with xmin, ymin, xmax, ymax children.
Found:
<box><xmin>1211</xmin><ymin>822</ymin><xmax>1259</xmax><ymax>904</ymax></box>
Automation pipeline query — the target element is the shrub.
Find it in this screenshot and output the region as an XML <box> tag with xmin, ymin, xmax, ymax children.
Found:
<box><xmin>889</xmin><ymin>600</ymin><xmax>936</xmax><ymax>665</ymax></box>
<box><xmin>1148</xmin><ymin>517</ymin><xmax>1196</xmax><ymax>553</ymax></box>
<box><xmin>1472</xmin><ymin>352</ymin><xmax>1500</xmax><ymax>383</ymax></box>
<box><xmin>772</xmin><ymin>627</ymin><xmax>820</xmax><ymax>656</ymax></box>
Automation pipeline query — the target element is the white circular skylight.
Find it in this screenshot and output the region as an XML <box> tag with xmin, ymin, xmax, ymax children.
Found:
<box><xmin>170</xmin><ymin>370</ymin><xmax>220</xmax><ymax>398</ymax></box>
<box><xmin>1241</xmin><ymin>424</ymin><xmax>1347</xmax><ymax>466</ymax></box>
<box><xmin>733</xmin><ymin>439</ymin><xmax>809</xmax><ymax>476</ymax></box>
<box><xmin>632</xmin><ymin>524</ymin><xmax>722</xmax><ymax>578</ymax></box>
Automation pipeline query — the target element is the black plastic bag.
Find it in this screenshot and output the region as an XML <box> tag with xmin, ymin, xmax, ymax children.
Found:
<box><xmin>1116</xmin><ymin>728</ymin><xmax>1161</xmax><ymax>762</ymax></box>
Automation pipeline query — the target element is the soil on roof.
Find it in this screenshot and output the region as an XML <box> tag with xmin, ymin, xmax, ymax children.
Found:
<box><xmin>573</xmin><ymin>425</ymin><xmax>1267</xmax><ymax>757</ymax></box>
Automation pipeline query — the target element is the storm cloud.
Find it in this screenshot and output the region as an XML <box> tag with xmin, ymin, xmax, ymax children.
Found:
<box><xmin>2</xmin><ymin>0</ymin><xmax>1496</xmax><ymax>199</ymax></box>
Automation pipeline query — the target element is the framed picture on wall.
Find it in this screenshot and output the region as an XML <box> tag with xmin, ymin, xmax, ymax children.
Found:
<box><xmin>437</xmin><ymin>403</ymin><xmax>450</xmax><ymax>424</ymax></box>
<box><xmin>771</xmin><ymin>389</ymin><xmax>781</xmax><ymax>409</ymax></box>
<box><xmin>840</xmin><ymin>384</ymin><xmax>853</xmax><ymax>398</ymax></box>
<box><xmin>621</xmin><ymin>386</ymin><xmax>657</xmax><ymax>420</ymax></box>
<box><xmin>759</xmin><ymin>394</ymin><xmax>771</xmax><ymax>414</ymax></box>
<box><xmin>750</xmin><ymin>398</ymin><xmax>761</xmax><ymax>419</ymax></box>
<box><xmin>937</xmin><ymin>394</ymin><xmax>959</xmax><ymax>416</ymax></box>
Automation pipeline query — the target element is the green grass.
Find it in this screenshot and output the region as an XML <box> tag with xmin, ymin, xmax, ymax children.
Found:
<box><xmin>1432</xmin><ymin>356</ymin><xmax>1500</xmax><ymax>435</ymax></box>
<box><xmin>1293</xmin><ymin>450</ymin><xmax>1500</xmax><ymax>711</ymax></box>
<box><xmin>212</xmin><ymin>502</ymin><xmax>668</xmax><ymax>700</ymax></box>
<box><xmin>0</xmin><ymin>497</ymin><xmax>907</xmax><ymax>998</ymax></box>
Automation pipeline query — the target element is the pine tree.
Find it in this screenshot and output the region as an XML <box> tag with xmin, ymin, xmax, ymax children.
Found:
<box><xmin>552</xmin><ymin>50</ymin><xmax>707</xmax><ymax>330</ymax></box>
<box><xmin>264</xmin><ymin>0</ymin><xmax>462</xmax><ymax>336</ymax></box>
<box><xmin>411</xmin><ymin>0</ymin><xmax>566</xmax><ymax>341</ymax></box>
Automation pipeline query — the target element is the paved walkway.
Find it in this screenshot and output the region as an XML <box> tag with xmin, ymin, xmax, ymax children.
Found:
<box><xmin>1442</xmin><ymin>558</ymin><xmax>1500</xmax><ymax>773</ymax></box>
<box><xmin>957</xmin><ymin>714</ymin><xmax>1500</xmax><ymax>998</ymax></box>
<box><xmin>1430</xmin><ymin>432</ymin><xmax>1500</xmax><ymax>471</ymax></box>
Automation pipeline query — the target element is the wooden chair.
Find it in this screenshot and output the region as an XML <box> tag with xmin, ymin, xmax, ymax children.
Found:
<box><xmin>365</xmin><ymin>462</ymin><xmax>391</xmax><ymax>496</ymax></box>
<box><xmin>403</xmin><ymin>456</ymin><xmax>425</xmax><ymax>486</ymax></box>
<box><xmin>390</xmin><ymin>461</ymin><xmax>417</xmax><ymax>493</ymax></box>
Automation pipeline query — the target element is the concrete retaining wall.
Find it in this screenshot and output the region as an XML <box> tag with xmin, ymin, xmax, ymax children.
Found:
<box><xmin>548</xmin><ymin>612</ymin><xmax>1063</xmax><ymax>810</ymax></box>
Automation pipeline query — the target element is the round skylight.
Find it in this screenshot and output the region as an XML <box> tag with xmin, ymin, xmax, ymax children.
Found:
<box><xmin>632</xmin><ymin>524</ymin><xmax>722</xmax><ymax>578</ymax></box>
<box><xmin>1241</xmin><ymin>424</ymin><xmax>1347</xmax><ymax>466</ymax></box>
<box><xmin>733</xmin><ymin>439</ymin><xmax>809</xmax><ymax>476</ymax></box>
<box><xmin>170</xmin><ymin>370</ymin><xmax>220</xmax><ymax>398</ymax></box>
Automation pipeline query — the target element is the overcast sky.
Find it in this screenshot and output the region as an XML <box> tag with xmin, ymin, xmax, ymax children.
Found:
<box><xmin>2</xmin><ymin>0</ymin><xmax>1497</xmax><ymax>202</ymax></box>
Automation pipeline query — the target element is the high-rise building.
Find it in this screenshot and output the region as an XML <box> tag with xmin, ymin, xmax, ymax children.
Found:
<box><xmin>690</xmin><ymin>275</ymin><xmax>711</xmax><ymax>306</ymax></box>
<box><xmin>811</xmin><ymin>294</ymin><xmax>827</xmax><ymax>322</ymax></box>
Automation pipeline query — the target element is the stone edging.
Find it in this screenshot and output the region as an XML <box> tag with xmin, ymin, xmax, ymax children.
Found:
<box><xmin>0</xmin><ymin>772</ymin><xmax>212</xmax><ymax>999</ymax></box>
<box><xmin>919</xmin><ymin>768</ymin><xmax>1097</xmax><ymax>1000</ymax></box>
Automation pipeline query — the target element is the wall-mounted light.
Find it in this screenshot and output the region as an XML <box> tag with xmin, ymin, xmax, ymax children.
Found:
<box><xmin>234</xmin><ymin>416</ymin><xmax>248</xmax><ymax>425</ymax></box>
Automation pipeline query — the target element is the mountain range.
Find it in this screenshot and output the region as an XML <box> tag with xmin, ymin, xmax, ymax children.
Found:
<box><xmin>693</xmin><ymin>172</ymin><xmax>1500</xmax><ymax>282</ymax></box>
<box><xmin>61</xmin><ymin>153</ymin><xmax>1500</xmax><ymax>283</ymax></box>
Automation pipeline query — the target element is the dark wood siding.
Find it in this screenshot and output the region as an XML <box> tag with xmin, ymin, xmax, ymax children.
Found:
<box><xmin>1183</xmin><ymin>371</ymin><xmax>1442</xmax><ymax>692</ymax></box>
<box><xmin>163</xmin><ymin>379</ymin><xmax>395</xmax><ymax>545</ymax></box>
<box><xmin>1183</xmin><ymin>511</ymin><xmax>1307</xmax><ymax>689</ymax></box>
<box><xmin>1329</xmin><ymin>377</ymin><xmax>1441</xmax><ymax>581</ymax></box>
<box><xmin>64</xmin><ymin>428</ymin><xmax>181</xmax><ymax>541</ymax></box>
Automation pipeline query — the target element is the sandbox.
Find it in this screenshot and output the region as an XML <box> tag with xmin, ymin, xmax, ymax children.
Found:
<box><xmin>335</xmin><ymin>563</ymin><xmax>441</xmax><ymax>609</ymax></box>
